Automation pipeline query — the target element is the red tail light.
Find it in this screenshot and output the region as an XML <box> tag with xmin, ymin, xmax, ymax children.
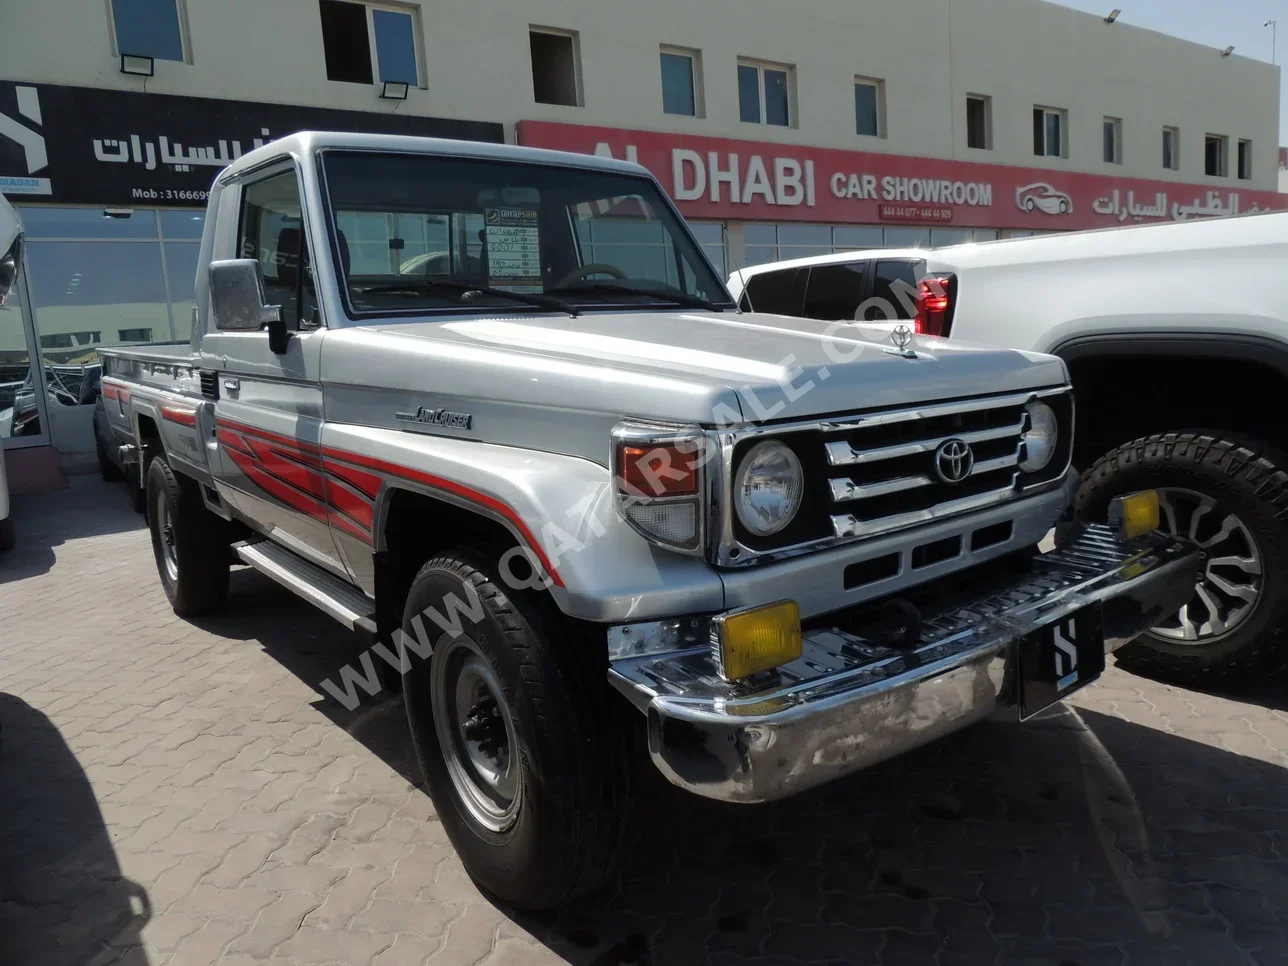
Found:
<box><xmin>915</xmin><ymin>274</ymin><xmax>955</xmax><ymax>337</ymax></box>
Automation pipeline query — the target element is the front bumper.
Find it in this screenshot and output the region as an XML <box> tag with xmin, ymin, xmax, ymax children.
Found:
<box><xmin>608</xmin><ymin>525</ymin><xmax>1199</xmax><ymax>804</ymax></box>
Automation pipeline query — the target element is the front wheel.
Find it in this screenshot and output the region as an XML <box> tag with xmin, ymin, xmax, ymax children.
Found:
<box><xmin>401</xmin><ymin>548</ymin><xmax>632</xmax><ymax>910</ymax></box>
<box><xmin>1076</xmin><ymin>433</ymin><xmax>1288</xmax><ymax>685</ymax></box>
<box><xmin>147</xmin><ymin>456</ymin><xmax>230</xmax><ymax>616</ymax></box>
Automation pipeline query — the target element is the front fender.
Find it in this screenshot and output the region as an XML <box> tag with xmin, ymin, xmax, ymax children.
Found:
<box><xmin>323</xmin><ymin>424</ymin><xmax>724</xmax><ymax>622</ymax></box>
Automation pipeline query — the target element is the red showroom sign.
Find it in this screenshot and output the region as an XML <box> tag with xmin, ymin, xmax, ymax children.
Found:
<box><xmin>517</xmin><ymin>120</ymin><xmax>1288</xmax><ymax>231</ymax></box>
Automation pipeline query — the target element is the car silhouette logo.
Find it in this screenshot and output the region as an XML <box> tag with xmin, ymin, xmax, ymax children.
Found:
<box><xmin>1015</xmin><ymin>182</ymin><xmax>1073</xmax><ymax>216</ymax></box>
<box><xmin>934</xmin><ymin>438</ymin><xmax>975</xmax><ymax>483</ymax></box>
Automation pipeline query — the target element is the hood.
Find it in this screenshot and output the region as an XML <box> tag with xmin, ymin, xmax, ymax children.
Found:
<box><xmin>324</xmin><ymin>310</ymin><xmax>1066</xmax><ymax>427</ymax></box>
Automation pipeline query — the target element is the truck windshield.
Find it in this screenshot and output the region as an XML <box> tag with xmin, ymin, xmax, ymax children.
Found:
<box><xmin>320</xmin><ymin>150</ymin><xmax>734</xmax><ymax>318</ymax></box>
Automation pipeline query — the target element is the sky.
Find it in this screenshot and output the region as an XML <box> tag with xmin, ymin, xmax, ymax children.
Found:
<box><xmin>1053</xmin><ymin>0</ymin><xmax>1288</xmax><ymax>145</ymax></box>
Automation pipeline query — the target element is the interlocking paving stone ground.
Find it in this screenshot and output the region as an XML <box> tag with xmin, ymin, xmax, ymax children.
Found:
<box><xmin>2</xmin><ymin>476</ymin><xmax>1286</xmax><ymax>965</ymax></box>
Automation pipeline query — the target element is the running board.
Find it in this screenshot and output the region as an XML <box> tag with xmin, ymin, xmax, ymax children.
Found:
<box><xmin>235</xmin><ymin>540</ymin><xmax>378</xmax><ymax>640</ymax></box>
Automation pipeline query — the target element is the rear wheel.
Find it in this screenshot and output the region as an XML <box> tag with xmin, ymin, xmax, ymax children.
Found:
<box><xmin>401</xmin><ymin>547</ymin><xmax>632</xmax><ymax>910</ymax></box>
<box><xmin>147</xmin><ymin>457</ymin><xmax>230</xmax><ymax>616</ymax></box>
<box><xmin>1076</xmin><ymin>432</ymin><xmax>1288</xmax><ymax>685</ymax></box>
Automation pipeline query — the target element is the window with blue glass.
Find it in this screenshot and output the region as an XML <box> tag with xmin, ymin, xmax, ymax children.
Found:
<box><xmin>738</xmin><ymin>59</ymin><xmax>792</xmax><ymax>127</ymax></box>
<box><xmin>660</xmin><ymin>48</ymin><xmax>700</xmax><ymax>117</ymax></box>
<box><xmin>854</xmin><ymin>78</ymin><xmax>884</xmax><ymax>138</ymax></box>
<box><xmin>111</xmin><ymin>0</ymin><xmax>185</xmax><ymax>62</ymax></box>
<box><xmin>320</xmin><ymin>0</ymin><xmax>421</xmax><ymax>87</ymax></box>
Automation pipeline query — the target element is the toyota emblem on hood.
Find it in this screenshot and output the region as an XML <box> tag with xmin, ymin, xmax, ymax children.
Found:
<box><xmin>934</xmin><ymin>438</ymin><xmax>975</xmax><ymax>483</ymax></box>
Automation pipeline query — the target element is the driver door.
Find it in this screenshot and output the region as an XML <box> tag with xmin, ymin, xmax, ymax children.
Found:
<box><xmin>203</xmin><ymin>164</ymin><xmax>344</xmax><ymax>575</ymax></box>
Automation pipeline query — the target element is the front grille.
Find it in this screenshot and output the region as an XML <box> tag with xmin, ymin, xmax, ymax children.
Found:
<box><xmin>726</xmin><ymin>389</ymin><xmax>1072</xmax><ymax>559</ymax></box>
<box><xmin>825</xmin><ymin>397</ymin><xmax>1028</xmax><ymax>539</ymax></box>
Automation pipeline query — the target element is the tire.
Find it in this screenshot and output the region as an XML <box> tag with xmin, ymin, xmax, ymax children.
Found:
<box><xmin>97</xmin><ymin>432</ymin><xmax>123</xmax><ymax>482</ymax></box>
<box><xmin>0</xmin><ymin>516</ymin><xmax>14</xmax><ymax>552</ymax></box>
<box><xmin>146</xmin><ymin>456</ymin><xmax>230</xmax><ymax>616</ymax></box>
<box><xmin>401</xmin><ymin>547</ymin><xmax>632</xmax><ymax>911</ymax></box>
<box><xmin>1076</xmin><ymin>432</ymin><xmax>1288</xmax><ymax>685</ymax></box>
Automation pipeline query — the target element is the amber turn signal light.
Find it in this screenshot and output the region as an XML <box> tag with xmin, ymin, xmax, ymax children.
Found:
<box><xmin>712</xmin><ymin>599</ymin><xmax>803</xmax><ymax>681</ymax></box>
<box><xmin>1109</xmin><ymin>490</ymin><xmax>1160</xmax><ymax>539</ymax></box>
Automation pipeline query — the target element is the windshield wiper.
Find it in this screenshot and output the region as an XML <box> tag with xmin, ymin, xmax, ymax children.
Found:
<box><xmin>358</xmin><ymin>279</ymin><xmax>578</xmax><ymax>316</ymax></box>
<box><xmin>548</xmin><ymin>282</ymin><xmax>720</xmax><ymax>312</ymax></box>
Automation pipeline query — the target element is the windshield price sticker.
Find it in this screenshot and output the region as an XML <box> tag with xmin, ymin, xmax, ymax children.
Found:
<box><xmin>485</xmin><ymin>207</ymin><xmax>542</xmax><ymax>293</ymax></box>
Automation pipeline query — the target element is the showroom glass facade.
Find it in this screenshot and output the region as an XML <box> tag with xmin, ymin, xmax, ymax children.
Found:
<box><xmin>0</xmin><ymin>206</ymin><xmax>204</xmax><ymax>452</ymax></box>
<box><xmin>740</xmin><ymin>223</ymin><xmax>1004</xmax><ymax>267</ymax></box>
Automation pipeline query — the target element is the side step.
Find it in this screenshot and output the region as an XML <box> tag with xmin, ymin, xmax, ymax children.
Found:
<box><xmin>235</xmin><ymin>540</ymin><xmax>378</xmax><ymax>641</ymax></box>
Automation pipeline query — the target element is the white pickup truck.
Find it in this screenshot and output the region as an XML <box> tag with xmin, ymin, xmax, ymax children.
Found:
<box><xmin>95</xmin><ymin>131</ymin><xmax>1196</xmax><ymax>909</ymax></box>
<box><xmin>731</xmin><ymin>212</ymin><xmax>1288</xmax><ymax>685</ymax></box>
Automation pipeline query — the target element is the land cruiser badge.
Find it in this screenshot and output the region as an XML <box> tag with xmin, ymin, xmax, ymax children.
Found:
<box><xmin>395</xmin><ymin>406</ymin><xmax>473</xmax><ymax>431</ymax></box>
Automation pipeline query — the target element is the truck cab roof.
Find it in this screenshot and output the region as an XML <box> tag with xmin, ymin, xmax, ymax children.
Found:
<box><xmin>217</xmin><ymin>130</ymin><xmax>651</xmax><ymax>185</ymax></box>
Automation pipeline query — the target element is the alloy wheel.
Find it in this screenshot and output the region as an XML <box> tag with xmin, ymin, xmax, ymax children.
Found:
<box><xmin>1150</xmin><ymin>487</ymin><xmax>1262</xmax><ymax>644</ymax></box>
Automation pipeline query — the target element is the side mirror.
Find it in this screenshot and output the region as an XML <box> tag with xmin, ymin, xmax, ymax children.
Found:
<box><xmin>209</xmin><ymin>259</ymin><xmax>288</xmax><ymax>353</ymax></box>
<box><xmin>0</xmin><ymin>237</ymin><xmax>21</xmax><ymax>307</ymax></box>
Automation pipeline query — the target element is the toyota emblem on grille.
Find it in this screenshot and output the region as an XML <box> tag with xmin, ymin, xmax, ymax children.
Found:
<box><xmin>934</xmin><ymin>438</ymin><xmax>975</xmax><ymax>483</ymax></box>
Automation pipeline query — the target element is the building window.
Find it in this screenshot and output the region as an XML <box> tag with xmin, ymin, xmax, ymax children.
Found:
<box><xmin>1205</xmin><ymin>134</ymin><xmax>1228</xmax><ymax>177</ymax></box>
<box><xmin>1103</xmin><ymin>117</ymin><xmax>1122</xmax><ymax>164</ymax></box>
<box><xmin>1162</xmin><ymin>126</ymin><xmax>1179</xmax><ymax>170</ymax></box>
<box><xmin>530</xmin><ymin>27</ymin><xmax>581</xmax><ymax>106</ymax></box>
<box><xmin>966</xmin><ymin>94</ymin><xmax>991</xmax><ymax>150</ymax></box>
<box><xmin>738</xmin><ymin>59</ymin><xmax>792</xmax><ymax>127</ymax></box>
<box><xmin>319</xmin><ymin>0</ymin><xmax>420</xmax><ymax>86</ymax></box>
<box><xmin>1033</xmin><ymin>107</ymin><xmax>1066</xmax><ymax>158</ymax></box>
<box><xmin>660</xmin><ymin>47</ymin><xmax>702</xmax><ymax>117</ymax></box>
<box><xmin>110</xmin><ymin>0</ymin><xmax>186</xmax><ymax>62</ymax></box>
<box><xmin>1237</xmin><ymin>139</ymin><xmax>1252</xmax><ymax>180</ymax></box>
<box><xmin>854</xmin><ymin>77</ymin><xmax>885</xmax><ymax>138</ymax></box>
<box><xmin>118</xmin><ymin>327</ymin><xmax>154</xmax><ymax>342</ymax></box>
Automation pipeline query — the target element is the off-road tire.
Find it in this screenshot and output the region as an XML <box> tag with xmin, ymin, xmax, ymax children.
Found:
<box><xmin>401</xmin><ymin>547</ymin><xmax>632</xmax><ymax>911</ymax></box>
<box><xmin>147</xmin><ymin>456</ymin><xmax>230</xmax><ymax>616</ymax></box>
<box><xmin>0</xmin><ymin>516</ymin><xmax>14</xmax><ymax>552</ymax></box>
<box><xmin>1076</xmin><ymin>432</ymin><xmax>1288</xmax><ymax>685</ymax></box>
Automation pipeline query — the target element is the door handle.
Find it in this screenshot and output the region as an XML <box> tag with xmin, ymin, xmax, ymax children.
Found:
<box><xmin>222</xmin><ymin>378</ymin><xmax>240</xmax><ymax>397</ymax></box>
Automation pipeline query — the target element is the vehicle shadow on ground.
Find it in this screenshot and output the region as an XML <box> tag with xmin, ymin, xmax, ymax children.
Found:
<box><xmin>0</xmin><ymin>476</ymin><xmax>144</xmax><ymax>585</ymax></box>
<box><xmin>201</xmin><ymin>572</ymin><xmax>1288</xmax><ymax>966</ymax></box>
<box><xmin>0</xmin><ymin>694</ymin><xmax>152</xmax><ymax>966</ymax></box>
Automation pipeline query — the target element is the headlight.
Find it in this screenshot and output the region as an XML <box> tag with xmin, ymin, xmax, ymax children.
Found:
<box><xmin>734</xmin><ymin>441</ymin><xmax>804</xmax><ymax>536</ymax></box>
<box><xmin>1020</xmin><ymin>401</ymin><xmax>1057</xmax><ymax>472</ymax></box>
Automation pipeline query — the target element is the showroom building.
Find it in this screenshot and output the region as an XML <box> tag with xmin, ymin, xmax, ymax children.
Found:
<box><xmin>0</xmin><ymin>0</ymin><xmax>1284</xmax><ymax>483</ymax></box>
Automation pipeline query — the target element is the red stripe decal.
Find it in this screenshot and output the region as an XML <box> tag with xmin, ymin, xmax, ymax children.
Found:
<box><xmin>322</xmin><ymin>460</ymin><xmax>383</xmax><ymax>500</ymax></box>
<box><xmin>161</xmin><ymin>403</ymin><xmax>198</xmax><ymax>427</ymax></box>
<box><xmin>320</xmin><ymin>446</ymin><xmax>564</xmax><ymax>587</ymax></box>
<box><xmin>325</xmin><ymin>476</ymin><xmax>375</xmax><ymax>531</ymax></box>
<box><xmin>216</xmin><ymin>427</ymin><xmax>253</xmax><ymax>457</ymax></box>
<box><xmin>226</xmin><ymin>448</ymin><xmax>330</xmax><ymax>523</ymax></box>
<box><xmin>246</xmin><ymin>439</ymin><xmax>327</xmax><ymax>500</ymax></box>
<box><xmin>330</xmin><ymin>513</ymin><xmax>372</xmax><ymax>543</ymax></box>
<box><xmin>213</xmin><ymin>417</ymin><xmax>561</xmax><ymax>586</ymax></box>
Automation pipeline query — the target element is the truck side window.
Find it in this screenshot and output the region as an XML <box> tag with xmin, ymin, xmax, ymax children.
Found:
<box><xmin>743</xmin><ymin>268</ymin><xmax>806</xmax><ymax>316</ymax></box>
<box><xmin>803</xmin><ymin>262</ymin><xmax>866</xmax><ymax>321</ymax></box>
<box><xmin>238</xmin><ymin>171</ymin><xmax>308</xmax><ymax>329</ymax></box>
<box><xmin>867</xmin><ymin>260</ymin><xmax>922</xmax><ymax>320</ymax></box>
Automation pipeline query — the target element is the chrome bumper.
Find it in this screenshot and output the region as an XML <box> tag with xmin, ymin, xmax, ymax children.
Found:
<box><xmin>608</xmin><ymin>525</ymin><xmax>1199</xmax><ymax>804</ymax></box>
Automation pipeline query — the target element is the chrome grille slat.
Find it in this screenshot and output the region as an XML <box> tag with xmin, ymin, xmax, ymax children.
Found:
<box><xmin>825</xmin><ymin>418</ymin><xmax>1025</xmax><ymax>467</ymax></box>
<box><xmin>829</xmin><ymin>474</ymin><xmax>932</xmax><ymax>501</ymax></box>
<box><xmin>832</xmin><ymin>484</ymin><xmax>1018</xmax><ymax>539</ymax></box>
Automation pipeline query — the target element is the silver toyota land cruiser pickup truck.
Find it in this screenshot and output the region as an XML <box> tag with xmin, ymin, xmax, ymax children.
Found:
<box><xmin>97</xmin><ymin>132</ymin><xmax>1198</xmax><ymax>910</ymax></box>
